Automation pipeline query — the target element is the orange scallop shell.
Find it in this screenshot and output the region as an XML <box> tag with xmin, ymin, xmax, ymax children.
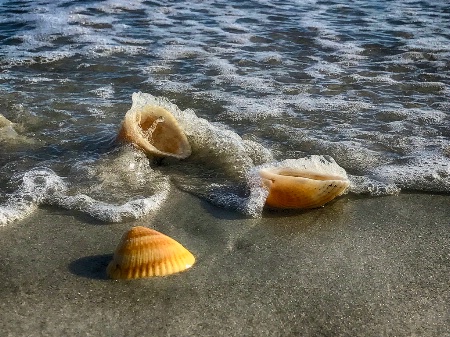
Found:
<box><xmin>259</xmin><ymin>167</ymin><xmax>350</xmax><ymax>209</ymax></box>
<box><xmin>107</xmin><ymin>226</ymin><xmax>195</xmax><ymax>279</ymax></box>
<box><xmin>117</xmin><ymin>105</ymin><xmax>191</xmax><ymax>159</ymax></box>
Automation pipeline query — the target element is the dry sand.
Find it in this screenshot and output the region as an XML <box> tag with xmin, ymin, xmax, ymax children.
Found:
<box><xmin>0</xmin><ymin>191</ymin><xmax>449</xmax><ymax>336</ymax></box>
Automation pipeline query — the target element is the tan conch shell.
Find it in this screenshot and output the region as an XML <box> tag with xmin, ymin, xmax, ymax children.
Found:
<box><xmin>259</xmin><ymin>168</ymin><xmax>350</xmax><ymax>209</ymax></box>
<box><xmin>117</xmin><ymin>105</ymin><xmax>191</xmax><ymax>159</ymax></box>
<box><xmin>107</xmin><ymin>226</ymin><xmax>195</xmax><ymax>279</ymax></box>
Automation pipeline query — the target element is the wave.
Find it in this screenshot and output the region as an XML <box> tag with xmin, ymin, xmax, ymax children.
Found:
<box><xmin>2</xmin><ymin>92</ymin><xmax>447</xmax><ymax>226</ymax></box>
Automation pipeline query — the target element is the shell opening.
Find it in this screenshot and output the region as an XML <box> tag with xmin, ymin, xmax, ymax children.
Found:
<box><xmin>117</xmin><ymin>105</ymin><xmax>192</xmax><ymax>159</ymax></box>
<box><xmin>265</xmin><ymin>168</ymin><xmax>347</xmax><ymax>182</ymax></box>
<box><xmin>141</xmin><ymin>116</ymin><xmax>165</xmax><ymax>141</ymax></box>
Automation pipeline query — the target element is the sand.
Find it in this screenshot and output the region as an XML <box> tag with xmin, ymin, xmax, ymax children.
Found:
<box><xmin>0</xmin><ymin>191</ymin><xmax>449</xmax><ymax>337</ymax></box>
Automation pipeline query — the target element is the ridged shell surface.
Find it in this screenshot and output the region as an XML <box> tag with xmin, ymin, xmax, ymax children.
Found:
<box><xmin>107</xmin><ymin>226</ymin><xmax>195</xmax><ymax>279</ymax></box>
<box><xmin>259</xmin><ymin>168</ymin><xmax>350</xmax><ymax>209</ymax></box>
<box><xmin>117</xmin><ymin>105</ymin><xmax>191</xmax><ymax>159</ymax></box>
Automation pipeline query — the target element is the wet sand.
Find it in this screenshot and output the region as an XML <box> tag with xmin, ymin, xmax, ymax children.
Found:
<box><xmin>0</xmin><ymin>191</ymin><xmax>449</xmax><ymax>337</ymax></box>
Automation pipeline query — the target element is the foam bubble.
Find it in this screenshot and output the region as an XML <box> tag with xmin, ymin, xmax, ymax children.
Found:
<box><xmin>0</xmin><ymin>168</ymin><xmax>67</xmax><ymax>226</ymax></box>
<box><xmin>305</xmin><ymin>60</ymin><xmax>344</xmax><ymax>78</ymax></box>
<box><xmin>315</xmin><ymin>38</ymin><xmax>364</xmax><ymax>56</ymax></box>
<box><xmin>49</xmin><ymin>146</ymin><xmax>172</xmax><ymax>222</ymax></box>
<box><xmin>0</xmin><ymin>149</ymin><xmax>173</xmax><ymax>224</ymax></box>
<box><xmin>314</xmin><ymin>140</ymin><xmax>385</xmax><ymax>173</ymax></box>
<box><xmin>371</xmin><ymin>154</ymin><xmax>450</xmax><ymax>192</ymax></box>
<box><xmin>407</xmin><ymin>36</ymin><xmax>450</xmax><ymax>52</ymax></box>
<box><xmin>224</xmin><ymin>95</ymin><xmax>286</xmax><ymax>121</ymax></box>
<box><xmin>351</xmin><ymin>74</ymin><xmax>399</xmax><ymax>85</ymax></box>
<box><xmin>347</xmin><ymin>175</ymin><xmax>400</xmax><ymax>196</ymax></box>
<box><xmin>67</xmin><ymin>146</ymin><xmax>168</xmax><ymax>204</ymax></box>
<box><xmin>151</xmin><ymin>78</ymin><xmax>195</xmax><ymax>93</ymax></box>
<box><xmin>379</xmin><ymin>108</ymin><xmax>447</xmax><ymax>126</ymax></box>
<box><xmin>130</xmin><ymin>92</ymin><xmax>274</xmax><ymax>177</ymax></box>
<box><xmin>0</xmin><ymin>197</ymin><xmax>38</xmax><ymax>226</ymax></box>
<box><xmin>91</xmin><ymin>85</ymin><xmax>114</xmax><ymax>100</ymax></box>
<box><xmin>95</xmin><ymin>0</ymin><xmax>148</xmax><ymax>14</ymax></box>
<box><xmin>254</xmin><ymin>51</ymin><xmax>284</xmax><ymax>64</ymax></box>
<box><xmin>214</xmin><ymin>74</ymin><xmax>275</xmax><ymax>93</ymax></box>
<box><xmin>205</xmin><ymin>58</ymin><xmax>237</xmax><ymax>75</ymax></box>
<box><xmin>291</xmin><ymin>94</ymin><xmax>373</xmax><ymax>113</ymax></box>
<box><xmin>203</xmin><ymin>177</ymin><xmax>268</xmax><ymax>218</ymax></box>
<box><xmin>158</xmin><ymin>45</ymin><xmax>205</xmax><ymax>61</ymax></box>
<box><xmin>48</xmin><ymin>184</ymin><xmax>169</xmax><ymax>223</ymax></box>
<box><xmin>242</xmin><ymin>139</ymin><xmax>274</xmax><ymax>166</ymax></box>
<box><xmin>86</xmin><ymin>107</ymin><xmax>106</xmax><ymax>118</ymax></box>
<box><xmin>253</xmin><ymin>155</ymin><xmax>349</xmax><ymax>180</ymax></box>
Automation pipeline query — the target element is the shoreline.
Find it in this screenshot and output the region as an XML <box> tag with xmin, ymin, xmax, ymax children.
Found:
<box><xmin>0</xmin><ymin>191</ymin><xmax>449</xmax><ymax>336</ymax></box>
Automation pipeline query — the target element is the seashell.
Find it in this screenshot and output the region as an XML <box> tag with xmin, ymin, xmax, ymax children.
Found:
<box><xmin>259</xmin><ymin>167</ymin><xmax>350</xmax><ymax>209</ymax></box>
<box><xmin>0</xmin><ymin>114</ymin><xmax>18</xmax><ymax>138</ymax></box>
<box><xmin>107</xmin><ymin>226</ymin><xmax>195</xmax><ymax>279</ymax></box>
<box><xmin>117</xmin><ymin>105</ymin><xmax>191</xmax><ymax>159</ymax></box>
<box><xmin>0</xmin><ymin>114</ymin><xmax>13</xmax><ymax>128</ymax></box>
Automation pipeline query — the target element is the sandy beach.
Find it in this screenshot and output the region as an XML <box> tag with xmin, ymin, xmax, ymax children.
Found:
<box><xmin>0</xmin><ymin>190</ymin><xmax>448</xmax><ymax>337</ymax></box>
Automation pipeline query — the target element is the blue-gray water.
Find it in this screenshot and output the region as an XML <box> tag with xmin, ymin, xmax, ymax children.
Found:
<box><xmin>0</xmin><ymin>0</ymin><xmax>449</xmax><ymax>223</ymax></box>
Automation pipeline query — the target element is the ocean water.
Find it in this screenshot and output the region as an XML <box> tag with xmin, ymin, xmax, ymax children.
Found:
<box><xmin>0</xmin><ymin>0</ymin><xmax>449</xmax><ymax>224</ymax></box>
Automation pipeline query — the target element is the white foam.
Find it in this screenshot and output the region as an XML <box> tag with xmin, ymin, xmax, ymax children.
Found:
<box><xmin>254</xmin><ymin>52</ymin><xmax>284</xmax><ymax>64</ymax></box>
<box><xmin>150</xmin><ymin>78</ymin><xmax>195</xmax><ymax>93</ymax></box>
<box><xmin>49</xmin><ymin>185</ymin><xmax>169</xmax><ymax>223</ymax></box>
<box><xmin>291</xmin><ymin>94</ymin><xmax>373</xmax><ymax>113</ymax></box>
<box><xmin>0</xmin><ymin>197</ymin><xmax>38</xmax><ymax>226</ymax></box>
<box><xmin>86</xmin><ymin>107</ymin><xmax>106</xmax><ymax>118</ymax></box>
<box><xmin>130</xmin><ymin>92</ymin><xmax>274</xmax><ymax>177</ymax></box>
<box><xmin>122</xmin><ymin>92</ymin><xmax>280</xmax><ymax>216</ymax></box>
<box><xmin>66</xmin><ymin>147</ymin><xmax>168</xmax><ymax>202</ymax></box>
<box><xmin>0</xmin><ymin>168</ymin><xmax>67</xmax><ymax>226</ymax></box>
<box><xmin>95</xmin><ymin>0</ymin><xmax>148</xmax><ymax>14</ymax></box>
<box><xmin>314</xmin><ymin>140</ymin><xmax>385</xmax><ymax>173</ymax></box>
<box><xmin>305</xmin><ymin>59</ymin><xmax>344</xmax><ymax>78</ymax></box>
<box><xmin>0</xmin><ymin>0</ymin><xmax>150</xmax><ymax>67</ymax></box>
<box><xmin>347</xmin><ymin>175</ymin><xmax>400</xmax><ymax>196</ymax></box>
<box><xmin>205</xmin><ymin>58</ymin><xmax>237</xmax><ymax>75</ymax></box>
<box><xmin>224</xmin><ymin>96</ymin><xmax>286</xmax><ymax>121</ymax></box>
<box><xmin>351</xmin><ymin>74</ymin><xmax>399</xmax><ymax>85</ymax></box>
<box><xmin>91</xmin><ymin>85</ymin><xmax>115</xmax><ymax>100</ymax></box>
<box><xmin>203</xmin><ymin>178</ymin><xmax>268</xmax><ymax>218</ymax></box>
<box><xmin>157</xmin><ymin>45</ymin><xmax>206</xmax><ymax>61</ymax></box>
<box><xmin>1</xmin><ymin>0</ymin><xmax>449</xmax><ymax>214</ymax></box>
<box><xmin>253</xmin><ymin>155</ymin><xmax>349</xmax><ymax>180</ymax></box>
<box><xmin>407</xmin><ymin>36</ymin><xmax>450</xmax><ymax>52</ymax></box>
<box><xmin>0</xmin><ymin>149</ymin><xmax>173</xmax><ymax>224</ymax></box>
<box><xmin>372</xmin><ymin>153</ymin><xmax>450</xmax><ymax>193</ymax></box>
<box><xmin>214</xmin><ymin>73</ymin><xmax>275</xmax><ymax>93</ymax></box>
<box><xmin>382</xmin><ymin>108</ymin><xmax>447</xmax><ymax>126</ymax></box>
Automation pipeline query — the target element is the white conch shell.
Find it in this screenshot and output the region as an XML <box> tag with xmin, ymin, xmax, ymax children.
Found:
<box><xmin>117</xmin><ymin>105</ymin><xmax>191</xmax><ymax>159</ymax></box>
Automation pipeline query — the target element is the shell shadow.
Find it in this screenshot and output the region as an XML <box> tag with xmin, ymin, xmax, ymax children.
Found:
<box><xmin>261</xmin><ymin>207</ymin><xmax>312</xmax><ymax>218</ymax></box>
<box><xmin>199</xmin><ymin>198</ymin><xmax>248</xmax><ymax>221</ymax></box>
<box><xmin>68</xmin><ymin>254</ymin><xmax>113</xmax><ymax>280</ymax></box>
